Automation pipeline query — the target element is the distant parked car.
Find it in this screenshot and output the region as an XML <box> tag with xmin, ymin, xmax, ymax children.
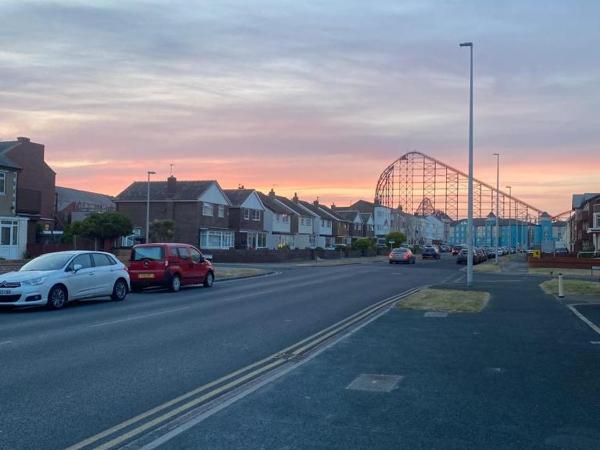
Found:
<box><xmin>388</xmin><ymin>247</ymin><xmax>416</xmax><ymax>264</ymax></box>
<box><xmin>128</xmin><ymin>243</ymin><xmax>214</xmax><ymax>292</ymax></box>
<box><xmin>422</xmin><ymin>245</ymin><xmax>441</xmax><ymax>260</ymax></box>
<box><xmin>0</xmin><ymin>251</ymin><xmax>130</xmax><ymax>309</ymax></box>
<box><xmin>456</xmin><ymin>248</ymin><xmax>468</xmax><ymax>264</ymax></box>
<box><xmin>452</xmin><ymin>245</ymin><xmax>463</xmax><ymax>256</ymax></box>
<box><xmin>554</xmin><ymin>248</ymin><xmax>569</xmax><ymax>256</ymax></box>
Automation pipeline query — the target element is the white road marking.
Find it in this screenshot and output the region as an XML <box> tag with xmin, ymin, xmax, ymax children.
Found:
<box><xmin>0</xmin><ymin>340</ymin><xmax>13</xmax><ymax>346</ymax></box>
<box><xmin>590</xmin><ymin>341</ymin><xmax>600</xmax><ymax>345</ymax></box>
<box><xmin>88</xmin><ymin>306</ymin><xmax>192</xmax><ymax>328</ymax></box>
<box><xmin>566</xmin><ymin>304</ymin><xmax>600</xmax><ymax>336</ymax></box>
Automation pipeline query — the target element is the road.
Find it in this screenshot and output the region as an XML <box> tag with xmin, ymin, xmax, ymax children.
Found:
<box><xmin>0</xmin><ymin>256</ymin><xmax>461</xmax><ymax>450</ymax></box>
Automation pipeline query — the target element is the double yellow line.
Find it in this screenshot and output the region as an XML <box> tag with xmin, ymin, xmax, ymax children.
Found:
<box><xmin>67</xmin><ymin>287</ymin><xmax>419</xmax><ymax>450</ymax></box>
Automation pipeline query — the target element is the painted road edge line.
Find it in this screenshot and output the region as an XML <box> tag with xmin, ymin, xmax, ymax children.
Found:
<box><xmin>65</xmin><ymin>287</ymin><xmax>419</xmax><ymax>450</ymax></box>
<box><xmin>566</xmin><ymin>304</ymin><xmax>600</xmax><ymax>336</ymax></box>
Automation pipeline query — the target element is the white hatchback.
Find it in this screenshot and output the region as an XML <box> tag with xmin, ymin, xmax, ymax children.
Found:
<box><xmin>0</xmin><ymin>251</ymin><xmax>130</xmax><ymax>309</ymax></box>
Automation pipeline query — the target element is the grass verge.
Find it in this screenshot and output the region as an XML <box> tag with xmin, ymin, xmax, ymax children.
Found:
<box><xmin>529</xmin><ymin>267</ymin><xmax>596</xmax><ymax>277</ymax></box>
<box><xmin>397</xmin><ymin>288</ymin><xmax>490</xmax><ymax>313</ymax></box>
<box><xmin>473</xmin><ymin>263</ymin><xmax>501</xmax><ymax>273</ymax></box>
<box><xmin>217</xmin><ymin>268</ymin><xmax>269</xmax><ymax>280</ymax></box>
<box><xmin>540</xmin><ymin>279</ymin><xmax>600</xmax><ymax>296</ymax></box>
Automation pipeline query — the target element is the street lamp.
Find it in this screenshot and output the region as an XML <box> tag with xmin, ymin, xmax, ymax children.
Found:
<box><xmin>146</xmin><ymin>171</ymin><xmax>156</xmax><ymax>243</ymax></box>
<box><xmin>506</xmin><ymin>185</ymin><xmax>512</xmax><ymax>249</ymax></box>
<box><xmin>493</xmin><ymin>153</ymin><xmax>500</xmax><ymax>264</ymax></box>
<box><xmin>460</xmin><ymin>41</ymin><xmax>474</xmax><ymax>286</ymax></box>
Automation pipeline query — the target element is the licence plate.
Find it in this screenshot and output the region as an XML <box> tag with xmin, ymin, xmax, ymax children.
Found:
<box><xmin>0</xmin><ymin>289</ymin><xmax>12</xmax><ymax>295</ymax></box>
<box><xmin>138</xmin><ymin>273</ymin><xmax>155</xmax><ymax>279</ymax></box>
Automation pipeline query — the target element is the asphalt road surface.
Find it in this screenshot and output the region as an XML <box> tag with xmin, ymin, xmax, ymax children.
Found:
<box><xmin>0</xmin><ymin>256</ymin><xmax>461</xmax><ymax>450</ymax></box>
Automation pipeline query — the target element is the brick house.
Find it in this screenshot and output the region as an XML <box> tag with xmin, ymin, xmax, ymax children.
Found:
<box><xmin>570</xmin><ymin>193</ymin><xmax>600</xmax><ymax>254</ymax></box>
<box><xmin>115</xmin><ymin>176</ymin><xmax>234</xmax><ymax>250</ymax></box>
<box><xmin>0</xmin><ymin>151</ymin><xmax>28</xmax><ymax>258</ymax></box>
<box><xmin>331</xmin><ymin>208</ymin><xmax>364</xmax><ymax>242</ymax></box>
<box><xmin>223</xmin><ymin>188</ymin><xmax>267</xmax><ymax>249</ymax></box>
<box><xmin>0</xmin><ymin>137</ymin><xmax>56</xmax><ymax>244</ymax></box>
<box><xmin>272</xmin><ymin>193</ymin><xmax>315</xmax><ymax>249</ymax></box>
<box><xmin>55</xmin><ymin>186</ymin><xmax>115</xmax><ymax>227</ymax></box>
<box><xmin>296</xmin><ymin>199</ymin><xmax>336</xmax><ymax>249</ymax></box>
<box><xmin>316</xmin><ymin>203</ymin><xmax>352</xmax><ymax>246</ymax></box>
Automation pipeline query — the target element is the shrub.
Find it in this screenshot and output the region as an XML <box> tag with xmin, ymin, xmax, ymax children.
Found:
<box><xmin>385</xmin><ymin>231</ymin><xmax>407</xmax><ymax>248</ymax></box>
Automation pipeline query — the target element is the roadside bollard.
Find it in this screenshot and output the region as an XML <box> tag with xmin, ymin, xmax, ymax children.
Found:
<box><xmin>558</xmin><ymin>273</ymin><xmax>564</xmax><ymax>298</ymax></box>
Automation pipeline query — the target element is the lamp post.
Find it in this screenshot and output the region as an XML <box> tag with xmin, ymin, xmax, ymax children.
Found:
<box><xmin>506</xmin><ymin>185</ymin><xmax>512</xmax><ymax>249</ymax></box>
<box><xmin>460</xmin><ymin>41</ymin><xmax>474</xmax><ymax>286</ymax></box>
<box><xmin>146</xmin><ymin>171</ymin><xmax>156</xmax><ymax>243</ymax></box>
<box><xmin>493</xmin><ymin>153</ymin><xmax>500</xmax><ymax>264</ymax></box>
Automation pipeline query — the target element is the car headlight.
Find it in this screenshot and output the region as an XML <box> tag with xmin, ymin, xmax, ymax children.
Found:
<box><xmin>22</xmin><ymin>277</ymin><xmax>47</xmax><ymax>286</ymax></box>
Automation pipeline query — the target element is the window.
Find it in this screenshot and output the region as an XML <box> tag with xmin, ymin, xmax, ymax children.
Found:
<box><xmin>190</xmin><ymin>247</ymin><xmax>203</xmax><ymax>262</ymax></box>
<box><xmin>252</xmin><ymin>209</ymin><xmax>261</xmax><ymax>221</ymax></box>
<box><xmin>199</xmin><ymin>230</ymin><xmax>234</xmax><ymax>249</ymax></box>
<box><xmin>218</xmin><ymin>205</ymin><xmax>225</xmax><ymax>218</ymax></box>
<box><xmin>92</xmin><ymin>253</ymin><xmax>115</xmax><ymax>267</ymax></box>
<box><xmin>131</xmin><ymin>246</ymin><xmax>164</xmax><ymax>261</ymax></box>
<box><xmin>257</xmin><ymin>232</ymin><xmax>266</xmax><ymax>248</ymax></box>
<box><xmin>1</xmin><ymin>227</ymin><xmax>10</xmax><ymax>245</ymax></box>
<box><xmin>177</xmin><ymin>247</ymin><xmax>191</xmax><ymax>259</ymax></box>
<box><xmin>0</xmin><ymin>172</ymin><xmax>5</xmax><ymax>195</ymax></box>
<box><xmin>202</xmin><ymin>202</ymin><xmax>214</xmax><ymax>216</ymax></box>
<box><xmin>282</xmin><ymin>215</ymin><xmax>289</xmax><ymax>223</ymax></box>
<box><xmin>243</xmin><ymin>209</ymin><xmax>250</xmax><ymax>220</ymax></box>
<box><xmin>70</xmin><ymin>254</ymin><xmax>93</xmax><ymax>270</ymax></box>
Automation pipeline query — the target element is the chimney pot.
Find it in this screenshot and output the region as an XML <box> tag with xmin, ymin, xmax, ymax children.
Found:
<box><xmin>17</xmin><ymin>136</ymin><xmax>30</xmax><ymax>143</ymax></box>
<box><xmin>269</xmin><ymin>188</ymin><xmax>275</xmax><ymax>197</ymax></box>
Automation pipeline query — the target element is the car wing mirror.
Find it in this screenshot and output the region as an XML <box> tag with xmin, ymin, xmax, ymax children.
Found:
<box><xmin>72</xmin><ymin>263</ymin><xmax>83</xmax><ymax>273</ymax></box>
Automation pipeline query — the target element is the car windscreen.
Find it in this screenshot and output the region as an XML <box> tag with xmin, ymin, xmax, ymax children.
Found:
<box><xmin>131</xmin><ymin>246</ymin><xmax>164</xmax><ymax>261</ymax></box>
<box><xmin>20</xmin><ymin>253</ymin><xmax>73</xmax><ymax>271</ymax></box>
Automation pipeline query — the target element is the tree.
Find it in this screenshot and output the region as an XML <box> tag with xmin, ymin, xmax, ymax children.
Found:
<box><xmin>149</xmin><ymin>219</ymin><xmax>175</xmax><ymax>242</ymax></box>
<box><xmin>352</xmin><ymin>238</ymin><xmax>373</xmax><ymax>253</ymax></box>
<box><xmin>385</xmin><ymin>231</ymin><xmax>407</xmax><ymax>248</ymax></box>
<box><xmin>67</xmin><ymin>212</ymin><xmax>132</xmax><ymax>250</ymax></box>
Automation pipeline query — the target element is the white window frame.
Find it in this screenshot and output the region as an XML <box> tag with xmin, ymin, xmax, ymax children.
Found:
<box><xmin>202</xmin><ymin>202</ymin><xmax>214</xmax><ymax>217</ymax></box>
<box><xmin>243</xmin><ymin>209</ymin><xmax>250</xmax><ymax>220</ymax></box>
<box><xmin>218</xmin><ymin>205</ymin><xmax>225</xmax><ymax>218</ymax></box>
<box><xmin>0</xmin><ymin>172</ymin><xmax>6</xmax><ymax>196</ymax></box>
<box><xmin>251</xmin><ymin>209</ymin><xmax>261</xmax><ymax>221</ymax></box>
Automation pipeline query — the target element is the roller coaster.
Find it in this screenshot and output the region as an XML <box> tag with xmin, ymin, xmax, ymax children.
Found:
<box><xmin>375</xmin><ymin>151</ymin><xmax>548</xmax><ymax>223</ymax></box>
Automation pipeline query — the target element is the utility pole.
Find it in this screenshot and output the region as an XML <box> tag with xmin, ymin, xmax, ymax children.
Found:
<box><xmin>506</xmin><ymin>185</ymin><xmax>512</xmax><ymax>250</ymax></box>
<box><xmin>460</xmin><ymin>41</ymin><xmax>474</xmax><ymax>286</ymax></box>
<box><xmin>146</xmin><ymin>170</ymin><xmax>156</xmax><ymax>243</ymax></box>
<box><xmin>493</xmin><ymin>153</ymin><xmax>500</xmax><ymax>263</ymax></box>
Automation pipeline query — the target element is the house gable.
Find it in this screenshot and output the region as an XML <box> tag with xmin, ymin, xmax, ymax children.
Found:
<box><xmin>240</xmin><ymin>192</ymin><xmax>265</xmax><ymax>210</ymax></box>
<box><xmin>198</xmin><ymin>182</ymin><xmax>231</xmax><ymax>206</ymax></box>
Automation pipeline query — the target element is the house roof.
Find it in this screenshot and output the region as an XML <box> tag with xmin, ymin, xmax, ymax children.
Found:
<box><xmin>297</xmin><ymin>200</ymin><xmax>331</xmax><ymax>219</ymax></box>
<box><xmin>316</xmin><ymin>203</ymin><xmax>346</xmax><ymax>222</ymax></box>
<box><xmin>116</xmin><ymin>180</ymin><xmax>215</xmax><ymax>201</ymax></box>
<box><xmin>223</xmin><ymin>189</ymin><xmax>255</xmax><ymax>207</ymax></box>
<box><xmin>257</xmin><ymin>192</ymin><xmax>289</xmax><ymax>214</ymax></box>
<box><xmin>349</xmin><ymin>200</ymin><xmax>375</xmax><ymax>214</ymax></box>
<box><xmin>56</xmin><ymin>186</ymin><xmax>115</xmax><ymax>211</ymax></box>
<box><xmin>333</xmin><ymin>209</ymin><xmax>361</xmax><ymax>222</ymax></box>
<box><xmin>274</xmin><ymin>195</ymin><xmax>311</xmax><ymax>217</ymax></box>
<box><xmin>0</xmin><ymin>141</ymin><xmax>22</xmax><ymax>170</ymax></box>
<box><xmin>572</xmin><ymin>193</ymin><xmax>600</xmax><ymax>209</ymax></box>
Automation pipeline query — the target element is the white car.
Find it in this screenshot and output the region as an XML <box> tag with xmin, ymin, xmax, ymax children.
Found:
<box><xmin>0</xmin><ymin>251</ymin><xmax>130</xmax><ymax>309</ymax></box>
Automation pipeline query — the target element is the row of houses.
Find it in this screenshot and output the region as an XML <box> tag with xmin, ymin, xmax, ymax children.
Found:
<box><xmin>115</xmin><ymin>177</ymin><xmax>387</xmax><ymax>250</ymax></box>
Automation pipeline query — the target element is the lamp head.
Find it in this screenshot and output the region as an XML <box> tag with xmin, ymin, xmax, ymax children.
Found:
<box><xmin>459</xmin><ymin>42</ymin><xmax>473</xmax><ymax>47</ymax></box>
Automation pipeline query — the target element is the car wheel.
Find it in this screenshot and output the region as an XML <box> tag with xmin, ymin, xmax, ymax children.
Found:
<box><xmin>203</xmin><ymin>271</ymin><xmax>214</xmax><ymax>288</ymax></box>
<box><xmin>111</xmin><ymin>279</ymin><xmax>128</xmax><ymax>301</ymax></box>
<box><xmin>47</xmin><ymin>285</ymin><xmax>68</xmax><ymax>310</ymax></box>
<box><xmin>170</xmin><ymin>274</ymin><xmax>181</xmax><ymax>292</ymax></box>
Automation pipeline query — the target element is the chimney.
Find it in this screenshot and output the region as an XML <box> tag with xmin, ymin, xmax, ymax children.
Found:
<box><xmin>269</xmin><ymin>188</ymin><xmax>275</xmax><ymax>198</ymax></box>
<box><xmin>17</xmin><ymin>136</ymin><xmax>30</xmax><ymax>143</ymax></box>
<box><xmin>167</xmin><ymin>175</ymin><xmax>177</xmax><ymax>195</ymax></box>
<box><xmin>313</xmin><ymin>198</ymin><xmax>319</xmax><ymax>206</ymax></box>
<box><xmin>331</xmin><ymin>203</ymin><xmax>336</xmax><ymax>209</ymax></box>
<box><xmin>293</xmin><ymin>192</ymin><xmax>299</xmax><ymax>203</ymax></box>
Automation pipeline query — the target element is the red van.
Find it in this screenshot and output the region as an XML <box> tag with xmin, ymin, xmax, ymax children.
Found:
<box><xmin>128</xmin><ymin>243</ymin><xmax>214</xmax><ymax>292</ymax></box>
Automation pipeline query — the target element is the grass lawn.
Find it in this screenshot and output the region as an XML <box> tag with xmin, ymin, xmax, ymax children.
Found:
<box><xmin>474</xmin><ymin>262</ymin><xmax>501</xmax><ymax>273</ymax></box>
<box><xmin>217</xmin><ymin>268</ymin><xmax>269</xmax><ymax>280</ymax></box>
<box><xmin>540</xmin><ymin>279</ymin><xmax>600</xmax><ymax>296</ymax></box>
<box><xmin>397</xmin><ymin>288</ymin><xmax>490</xmax><ymax>313</ymax></box>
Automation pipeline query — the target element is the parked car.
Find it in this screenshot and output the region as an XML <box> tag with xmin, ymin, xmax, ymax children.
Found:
<box><xmin>388</xmin><ymin>247</ymin><xmax>416</xmax><ymax>264</ymax></box>
<box><xmin>475</xmin><ymin>248</ymin><xmax>487</xmax><ymax>263</ymax></box>
<box><xmin>554</xmin><ymin>247</ymin><xmax>569</xmax><ymax>255</ymax></box>
<box><xmin>452</xmin><ymin>245</ymin><xmax>463</xmax><ymax>256</ymax></box>
<box><xmin>422</xmin><ymin>245</ymin><xmax>441</xmax><ymax>260</ymax></box>
<box><xmin>128</xmin><ymin>243</ymin><xmax>214</xmax><ymax>292</ymax></box>
<box><xmin>0</xmin><ymin>251</ymin><xmax>130</xmax><ymax>309</ymax></box>
<box><xmin>456</xmin><ymin>248</ymin><xmax>468</xmax><ymax>264</ymax></box>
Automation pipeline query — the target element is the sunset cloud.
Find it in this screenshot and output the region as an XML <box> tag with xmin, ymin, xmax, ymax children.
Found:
<box><xmin>0</xmin><ymin>0</ymin><xmax>598</xmax><ymax>214</ymax></box>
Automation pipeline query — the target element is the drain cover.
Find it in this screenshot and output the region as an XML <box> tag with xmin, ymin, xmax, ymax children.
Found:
<box><xmin>424</xmin><ymin>311</ymin><xmax>448</xmax><ymax>317</ymax></box>
<box><xmin>346</xmin><ymin>374</ymin><xmax>403</xmax><ymax>392</ymax></box>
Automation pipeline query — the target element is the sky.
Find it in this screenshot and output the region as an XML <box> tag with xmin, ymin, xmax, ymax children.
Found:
<box><xmin>1</xmin><ymin>0</ymin><xmax>598</xmax><ymax>215</ymax></box>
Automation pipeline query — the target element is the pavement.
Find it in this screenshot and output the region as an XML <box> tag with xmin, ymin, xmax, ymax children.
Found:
<box><xmin>158</xmin><ymin>272</ymin><xmax>600</xmax><ymax>449</ymax></box>
<box><xmin>0</xmin><ymin>254</ymin><xmax>458</xmax><ymax>450</ymax></box>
